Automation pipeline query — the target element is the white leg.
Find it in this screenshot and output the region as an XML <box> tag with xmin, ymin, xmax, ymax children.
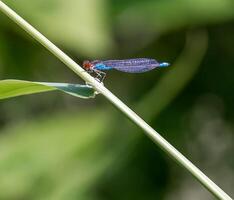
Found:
<box><xmin>93</xmin><ymin>70</ymin><xmax>106</xmax><ymax>82</ymax></box>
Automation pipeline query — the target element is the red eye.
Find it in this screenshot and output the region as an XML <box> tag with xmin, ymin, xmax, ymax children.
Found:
<box><xmin>83</xmin><ymin>61</ymin><xmax>93</xmax><ymax>70</ymax></box>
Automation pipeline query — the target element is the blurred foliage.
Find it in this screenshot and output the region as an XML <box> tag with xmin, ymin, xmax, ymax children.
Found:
<box><xmin>0</xmin><ymin>110</ymin><xmax>114</xmax><ymax>199</ymax></box>
<box><xmin>0</xmin><ymin>0</ymin><xmax>233</xmax><ymax>199</ymax></box>
<box><xmin>2</xmin><ymin>0</ymin><xmax>114</xmax><ymax>57</ymax></box>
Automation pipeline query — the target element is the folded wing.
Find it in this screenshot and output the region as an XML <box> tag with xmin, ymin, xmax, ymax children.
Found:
<box><xmin>93</xmin><ymin>58</ymin><xmax>160</xmax><ymax>73</ymax></box>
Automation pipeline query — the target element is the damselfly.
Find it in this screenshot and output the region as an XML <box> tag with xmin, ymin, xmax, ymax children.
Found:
<box><xmin>83</xmin><ymin>58</ymin><xmax>170</xmax><ymax>82</ymax></box>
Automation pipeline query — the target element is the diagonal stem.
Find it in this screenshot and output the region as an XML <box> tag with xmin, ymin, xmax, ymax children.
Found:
<box><xmin>0</xmin><ymin>1</ymin><xmax>232</xmax><ymax>199</ymax></box>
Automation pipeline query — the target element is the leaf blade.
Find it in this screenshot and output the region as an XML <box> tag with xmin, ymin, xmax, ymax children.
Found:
<box><xmin>0</xmin><ymin>79</ymin><xmax>95</xmax><ymax>100</ymax></box>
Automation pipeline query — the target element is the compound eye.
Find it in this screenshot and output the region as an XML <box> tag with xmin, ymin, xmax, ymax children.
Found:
<box><xmin>83</xmin><ymin>60</ymin><xmax>92</xmax><ymax>70</ymax></box>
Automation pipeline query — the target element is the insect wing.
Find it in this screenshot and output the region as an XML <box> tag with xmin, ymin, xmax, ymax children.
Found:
<box><xmin>100</xmin><ymin>58</ymin><xmax>160</xmax><ymax>73</ymax></box>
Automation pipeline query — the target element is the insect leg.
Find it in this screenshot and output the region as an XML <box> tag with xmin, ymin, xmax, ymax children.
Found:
<box><xmin>93</xmin><ymin>69</ymin><xmax>106</xmax><ymax>82</ymax></box>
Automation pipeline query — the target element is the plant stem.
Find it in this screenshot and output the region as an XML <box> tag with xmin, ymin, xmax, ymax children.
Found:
<box><xmin>0</xmin><ymin>1</ymin><xmax>232</xmax><ymax>199</ymax></box>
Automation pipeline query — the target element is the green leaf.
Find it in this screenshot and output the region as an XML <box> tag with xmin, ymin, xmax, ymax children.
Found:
<box><xmin>0</xmin><ymin>79</ymin><xmax>95</xmax><ymax>100</ymax></box>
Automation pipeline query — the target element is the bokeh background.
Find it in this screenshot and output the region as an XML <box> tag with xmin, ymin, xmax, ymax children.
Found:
<box><xmin>0</xmin><ymin>0</ymin><xmax>233</xmax><ymax>199</ymax></box>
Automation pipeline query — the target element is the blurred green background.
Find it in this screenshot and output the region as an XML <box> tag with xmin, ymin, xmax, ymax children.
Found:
<box><xmin>0</xmin><ymin>0</ymin><xmax>233</xmax><ymax>199</ymax></box>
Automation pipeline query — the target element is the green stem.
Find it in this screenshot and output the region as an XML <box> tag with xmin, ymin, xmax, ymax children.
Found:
<box><xmin>0</xmin><ymin>1</ymin><xmax>232</xmax><ymax>199</ymax></box>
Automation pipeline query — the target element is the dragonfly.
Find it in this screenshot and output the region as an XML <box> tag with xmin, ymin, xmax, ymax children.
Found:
<box><xmin>83</xmin><ymin>58</ymin><xmax>170</xmax><ymax>82</ymax></box>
